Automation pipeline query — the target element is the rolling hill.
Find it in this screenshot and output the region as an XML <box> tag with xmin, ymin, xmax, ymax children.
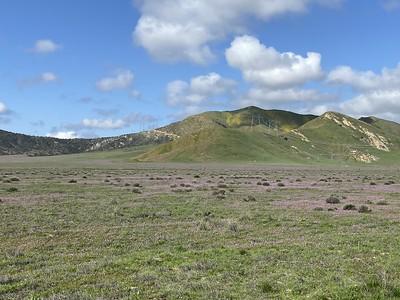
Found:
<box><xmin>136</xmin><ymin>108</ymin><xmax>400</xmax><ymax>164</ymax></box>
<box><xmin>1</xmin><ymin>106</ymin><xmax>399</xmax><ymax>164</ymax></box>
<box><xmin>0</xmin><ymin>129</ymin><xmax>176</xmax><ymax>156</ymax></box>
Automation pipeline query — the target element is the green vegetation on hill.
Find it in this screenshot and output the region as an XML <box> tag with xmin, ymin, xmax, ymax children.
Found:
<box><xmin>139</xmin><ymin>109</ymin><xmax>400</xmax><ymax>165</ymax></box>
<box><xmin>160</xmin><ymin>106</ymin><xmax>316</xmax><ymax>136</ymax></box>
<box><xmin>0</xmin><ymin>129</ymin><xmax>173</xmax><ymax>156</ymax></box>
<box><xmin>1</xmin><ymin>106</ymin><xmax>399</xmax><ymax>165</ymax></box>
<box><xmin>137</xmin><ymin>126</ymin><xmax>305</xmax><ymax>163</ymax></box>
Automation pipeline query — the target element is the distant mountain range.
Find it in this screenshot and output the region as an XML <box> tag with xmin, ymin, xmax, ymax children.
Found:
<box><xmin>0</xmin><ymin>129</ymin><xmax>175</xmax><ymax>156</ymax></box>
<box><xmin>1</xmin><ymin>106</ymin><xmax>399</xmax><ymax>164</ymax></box>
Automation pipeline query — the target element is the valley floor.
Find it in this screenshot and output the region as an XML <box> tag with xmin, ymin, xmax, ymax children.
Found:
<box><xmin>1</xmin><ymin>155</ymin><xmax>400</xmax><ymax>299</ymax></box>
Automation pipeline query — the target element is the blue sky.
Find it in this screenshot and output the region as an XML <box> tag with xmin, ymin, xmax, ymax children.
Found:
<box><xmin>1</xmin><ymin>0</ymin><xmax>400</xmax><ymax>138</ymax></box>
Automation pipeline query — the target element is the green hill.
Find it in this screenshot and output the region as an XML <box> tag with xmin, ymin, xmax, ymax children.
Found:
<box><xmin>1</xmin><ymin>106</ymin><xmax>399</xmax><ymax>164</ymax></box>
<box><xmin>160</xmin><ymin>106</ymin><xmax>317</xmax><ymax>136</ymax></box>
<box><xmin>137</xmin><ymin>107</ymin><xmax>318</xmax><ymax>163</ymax></box>
<box><xmin>287</xmin><ymin>112</ymin><xmax>400</xmax><ymax>163</ymax></box>
<box><xmin>0</xmin><ymin>129</ymin><xmax>174</xmax><ymax>156</ymax></box>
<box><xmin>137</xmin><ymin>126</ymin><xmax>306</xmax><ymax>163</ymax></box>
<box><xmin>137</xmin><ymin>109</ymin><xmax>400</xmax><ymax>164</ymax></box>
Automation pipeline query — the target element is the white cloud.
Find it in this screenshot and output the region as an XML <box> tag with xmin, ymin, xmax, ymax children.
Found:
<box><xmin>133</xmin><ymin>0</ymin><xmax>342</xmax><ymax>64</ymax></box>
<box><xmin>340</xmin><ymin>90</ymin><xmax>400</xmax><ymax>116</ymax></box>
<box><xmin>327</xmin><ymin>64</ymin><xmax>400</xmax><ymax>120</ymax></box>
<box><xmin>226</xmin><ymin>35</ymin><xmax>323</xmax><ymax>88</ymax></box>
<box><xmin>82</xmin><ymin>118</ymin><xmax>126</xmax><ymax>130</ymax></box>
<box><xmin>134</xmin><ymin>16</ymin><xmax>214</xmax><ymax>64</ymax></box>
<box><xmin>307</xmin><ymin>104</ymin><xmax>335</xmax><ymax>115</ymax></box>
<box><xmin>47</xmin><ymin>131</ymin><xmax>80</xmax><ymax>139</ymax></box>
<box><xmin>0</xmin><ymin>101</ymin><xmax>12</xmax><ymax>124</ymax></box>
<box><xmin>41</xmin><ymin>72</ymin><xmax>57</xmax><ymax>82</ymax></box>
<box><xmin>327</xmin><ymin>64</ymin><xmax>400</xmax><ymax>91</ymax></box>
<box><xmin>0</xmin><ymin>101</ymin><xmax>8</xmax><ymax>114</ymax></box>
<box><xmin>96</xmin><ymin>70</ymin><xmax>134</xmax><ymax>92</ymax></box>
<box><xmin>238</xmin><ymin>88</ymin><xmax>332</xmax><ymax>107</ymax></box>
<box><xmin>79</xmin><ymin>113</ymin><xmax>157</xmax><ymax>130</ymax></box>
<box><xmin>18</xmin><ymin>72</ymin><xmax>58</xmax><ymax>87</ymax></box>
<box><xmin>167</xmin><ymin>72</ymin><xmax>236</xmax><ymax>106</ymax></box>
<box><xmin>32</xmin><ymin>39</ymin><xmax>61</xmax><ymax>54</ymax></box>
<box><xmin>130</xmin><ymin>89</ymin><xmax>141</xmax><ymax>99</ymax></box>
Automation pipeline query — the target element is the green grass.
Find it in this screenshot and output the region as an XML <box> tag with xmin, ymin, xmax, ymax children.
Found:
<box><xmin>1</xmin><ymin>157</ymin><xmax>400</xmax><ymax>299</ymax></box>
<box><xmin>137</xmin><ymin>127</ymin><xmax>310</xmax><ymax>163</ymax></box>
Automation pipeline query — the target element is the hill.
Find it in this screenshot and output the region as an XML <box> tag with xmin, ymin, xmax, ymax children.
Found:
<box><xmin>137</xmin><ymin>109</ymin><xmax>400</xmax><ymax>164</ymax></box>
<box><xmin>1</xmin><ymin>106</ymin><xmax>399</xmax><ymax>164</ymax></box>
<box><xmin>0</xmin><ymin>129</ymin><xmax>176</xmax><ymax>156</ymax></box>
<box><xmin>160</xmin><ymin>106</ymin><xmax>316</xmax><ymax>136</ymax></box>
<box><xmin>286</xmin><ymin>112</ymin><xmax>400</xmax><ymax>163</ymax></box>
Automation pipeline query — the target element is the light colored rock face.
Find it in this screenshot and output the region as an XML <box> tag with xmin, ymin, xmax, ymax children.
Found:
<box><xmin>358</xmin><ymin>127</ymin><xmax>390</xmax><ymax>152</ymax></box>
<box><xmin>324</xmin><ymin>112</ymin><xmax>358</xmax><ymax>131</ymax></box>
<box><xmin>291</xmin><ymin>145</ymin><xmax>299</xmax><ymax>151</ymax></box>
<box><xmin>323</xmin><ymin>112</ymin><xmax>390</xmax><ymax>152</ymax></box>
<box><xmin>145</xmin><ymin>130</ymin><xmax>180</xmax><ymax>140</ymax></box>
<box><xmin>350</xmin><ymin>150</ymin><xmax>379</xmax><ymax>163</ymax></box>
<box><xmin>291</xmin><ymin>129</ymin><xmax>310</xmax><ymax>142</ymax></box>
<box><xmin>88</xmin><ymin>130</ymin><xmax>179</xmax><ymax>151</ymax></box>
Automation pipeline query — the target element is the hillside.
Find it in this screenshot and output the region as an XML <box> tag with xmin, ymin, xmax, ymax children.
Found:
<box><xmin>0</xmin><ymin>129</ymin><xmax>175</xmax><ymax>156</ymax></box>
<box><xmin>137</xmin><ymin>109</ymin><xmax>400</xmax><ymax>164</ymax></box>
<box><xmin>286</xmin><ymin>112</ymin><xmax>400</xmax><ymax>163</ymax></box>
<box><xmin>1</xmin><ymin>106</ymin><xmax>399</xmax><ymax>164</ymax></box>
<box><xmin>137</xmin><ymin>126</ymin><xmax>305</xmax><ymax>163</ymax></box>
<box><xmin>160</xmin><ymin>106</ymin><xmax>317</xmax><ymax>136</ymax></box>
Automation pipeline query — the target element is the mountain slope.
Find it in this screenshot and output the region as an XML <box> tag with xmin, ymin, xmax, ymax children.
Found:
<box><xmin>1</xmin><ymin>107</ymin><xmax>399</xmax><ymax>164</ymax></box>
<box><xmin>138</xmin><ymin>110</ymin><xmax>400</xmax><ymax>164</ymax></box>
<box><xmin>137</xmin><ymin>107</ymin><xmax>318</xmax><ymax>162</ymax></box>
<box><xmin>0</xmin><ymin>129</ymin><xmax>175</xmax><ymax>156</ymax></box>
<box><xmin>137</xmin><ymin>126</ymin><xmax>307</xmax><ymax>163</ymax></box>
<box><xmin>286</xmin><ymin>112</ymin><xmax>399</xmax><ymax>163</ymax></box>
<box><xmin>160</xmin><ymin>106</ymin><xmax>317</xmax><ymax>136</ymax></box>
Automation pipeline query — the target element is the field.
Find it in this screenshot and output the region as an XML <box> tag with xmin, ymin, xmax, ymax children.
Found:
<box><xmin>1</xmin><ymin>153</ymin><xmax>400</xmax><ymax>299</ymax></box>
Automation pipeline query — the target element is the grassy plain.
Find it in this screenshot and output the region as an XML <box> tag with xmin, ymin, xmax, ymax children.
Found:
<box><xmin>1</xmin><ymin>151</ymin><xmax>400</xmax><ymax>299</ymax></box>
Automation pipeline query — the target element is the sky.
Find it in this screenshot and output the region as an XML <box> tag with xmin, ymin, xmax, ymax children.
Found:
<box><xmin>1</xmin><ymin>0</ymin><xmax>400</xmax><ymax>138</ymax></box>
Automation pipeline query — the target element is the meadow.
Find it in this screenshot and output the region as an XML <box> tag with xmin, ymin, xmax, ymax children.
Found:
<box><xmin>1</xmin><ymin>153</ymin><xmax>400</xmax><ymax>299</ymax></box>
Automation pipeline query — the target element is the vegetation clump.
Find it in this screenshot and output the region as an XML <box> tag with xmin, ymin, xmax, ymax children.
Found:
<box><xmin>243</xmin><ymin>195</ymin><xmax>256</xmax><ymax>202</ymax></box>
<box><xmin>6</xmin><ymin>187</ymin><xmax>18</xmax><ymax>192</ymax></box>
<box><xmin>326</xmin><ymin>195</ymin><xmax>341</xmax><ymax>204</ymax></box>
<box><xmin>376</xmin><ymin>200</ymin><xmax>388</xmax><ymax>205</ymax></box>
<box><xmin>343</xmin><ymin>204</ymin><xmax>357</xmax><ymax>211</ymax></box>
<box><xmin>358</xmin><ymin>205</ymin><xmax>372</xmax><ymax>213</ymax></box>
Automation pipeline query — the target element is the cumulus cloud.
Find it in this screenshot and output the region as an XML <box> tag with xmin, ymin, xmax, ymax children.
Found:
<box><xmin>238</xmin><ymin>88</ymin><xmax>333</xmax><ymax>107</ymax></box>
<box><xmin>130</xmin><ymin>89</ymin><xmax>141</xmax><ymax>99</ymax></box>
<box><xmin>340</xmin><ymin>90</ymin><xmax>400</xmax><ymax>117</ymax></box>
<box><xmin>47</xmin><ymin>131</ymin><xmax>80</xmax><ymax>139</ymax></box>
<box><xmin>73</xmin><ymin>113</ymin><xmax>157</xmax><ymax>130</ymax></box>
<box><xmin>82</xmin><ymin>118</ymin><xmax>126</xmax><ymax>130</ymax></box>
<box><xmin>96</xmin><ymin>70</ymin><xmax>134</xmax><ymax>92</ymax></box>
<box><xmin>32</xmin><ymin>39</ymin><xmax>61</xmax><ymax>54</ymax></box>
<box><xmin>0</xmin><ymin>101</ymin><xmax>13</xmax><ymax>124</ymax></box>
<box><xmin>0</xmin><ymin>101</ymin><xmax>8</xmax><ymax>114</ymax></box>
<box><xmin>327</xmin><ymin>64</ymin><xmax>400</xmax><ymax>120</ymax></box>
<box><xmin>133</xmin><ymin>0</ymin><xmax>342</xmax><ymax>64</ymax></box>
<box><xmin>41</xmin><ymin>72</ymin><xmax>58</xmax><ymax>82</ymax></box>
<box><xmin>223</xmin><ymin>35</ymin><xmax>328</xmax><ymax>109</ymax></box>
<box><xmin>327</xmin><ymin>64</ymin><xmax>400</xmax><ymax>91</ymax></box>
<box><xmin>18</xmin><ymin>72</ymin><xmax>58</xmax><ymax>87</ymax></box>
<box><xmin>167</xmin><ymin>73</ymin><xmax>236</xmax><ymax>108</ymax></box>
<box><xmin>226</xmin><ymin>35</ymin><xmax>323</xmax><ymax>88</ymax></box>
